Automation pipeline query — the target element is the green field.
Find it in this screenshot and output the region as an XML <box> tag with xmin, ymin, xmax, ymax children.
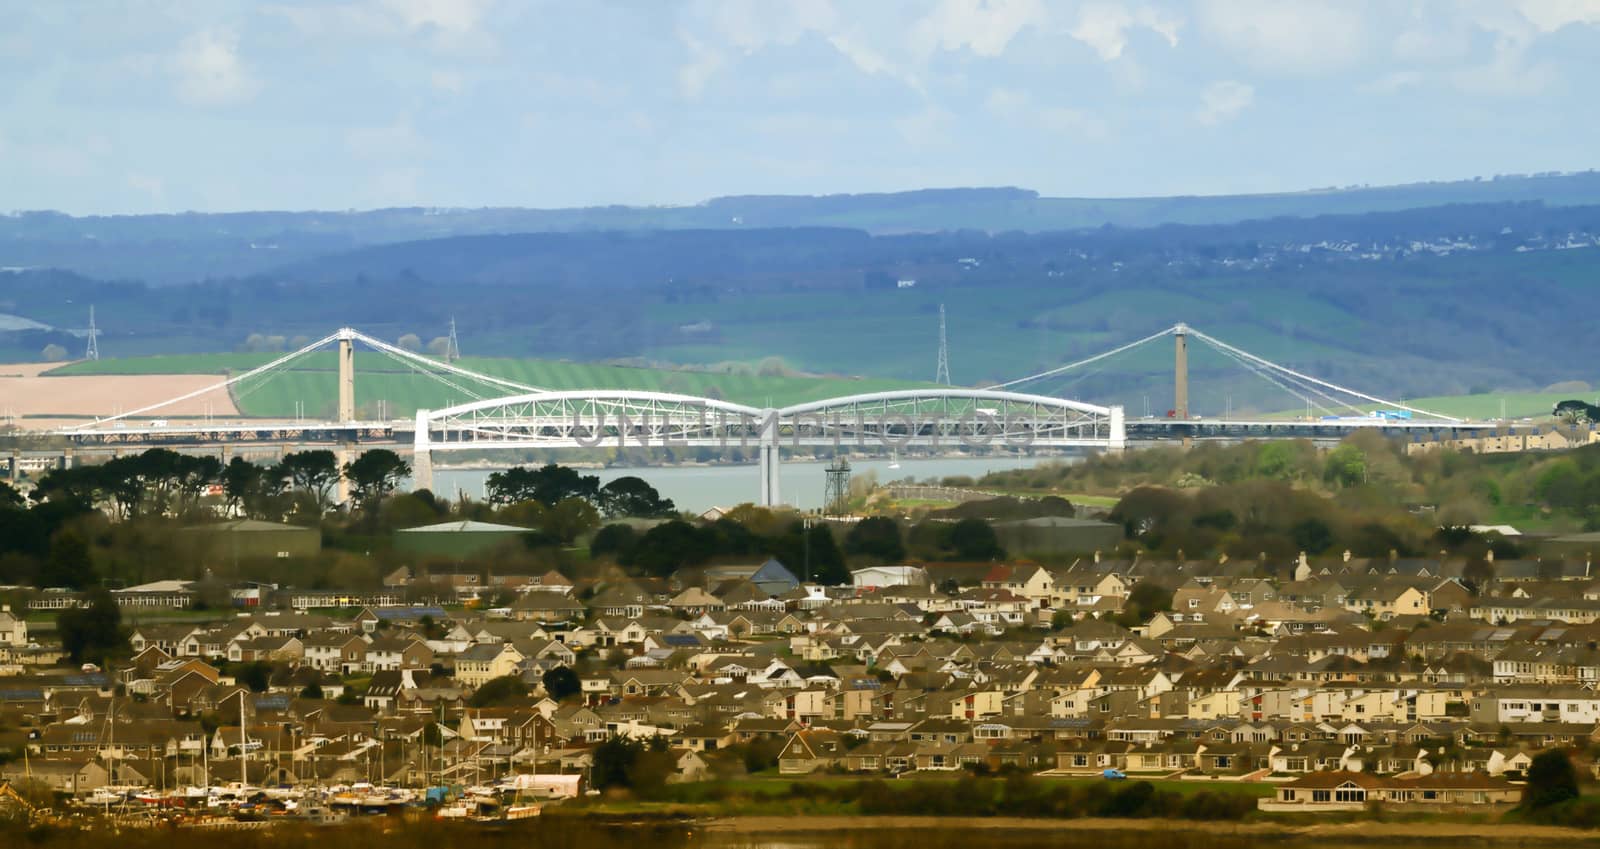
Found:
<box><xmin>48</xmin><ymin>352</ymin><xmax>929</xmax><ymax>419</ymax></box>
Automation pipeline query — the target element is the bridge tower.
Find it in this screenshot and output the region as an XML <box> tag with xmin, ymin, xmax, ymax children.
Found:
<box><xmin>1173</xmin><ymin>322</ymin><xmax>1189</xmax><ymax>420</ymax></box>
<box><xmin>337</xmin><ymin>328</ymin><xmax>356</xmax><ymax>423</ymax></box>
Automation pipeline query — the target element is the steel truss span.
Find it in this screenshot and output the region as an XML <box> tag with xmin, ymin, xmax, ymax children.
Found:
<box><xmin>412</xmin><ymin>388</ymin><xmax>1127</xmax><ymax>505</ymax></box>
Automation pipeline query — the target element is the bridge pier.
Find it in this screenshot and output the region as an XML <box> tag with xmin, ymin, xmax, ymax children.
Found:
<box><xmin>336</xmin><ymin>442</ymin><xmax>354</xmax><ymax>505</ymax></box>
<box><xmin>756</xmin><ymin>410</ymin><xmax>781</xmax><ymax>507</ymax></box>
<box><xmin>5</xmin><ymin>453</ymin><xmax>16</xmax><ymax>481</ymax></box>
<box><xmin>412</xmin><ymin>409</ymin><xmax>434</xmax><ymax>493</ymax></box>
<box><xmin>1109</xmin><ymin>405</ymin><xmax>1126</xmax><ymax>453</ymax></box>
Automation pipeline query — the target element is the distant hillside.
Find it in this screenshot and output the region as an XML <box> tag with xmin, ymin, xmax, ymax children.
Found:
<box><xmin>3</xmin><ymin>171</ymin><xmax>1599</xmax><ymax>285</ymax></box>
<box><xmin>48</xmin><ymin>353</ymin><xmax>926</xmax><ymax>419</ymax></box>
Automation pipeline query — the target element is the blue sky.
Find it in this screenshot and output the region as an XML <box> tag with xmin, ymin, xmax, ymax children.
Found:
<box><xmin>3</xmin><ymin>0</ymin><xmax>1599</xmax><ymax>214</ymax></box>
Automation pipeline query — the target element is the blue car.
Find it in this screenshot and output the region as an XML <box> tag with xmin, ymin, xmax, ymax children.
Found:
<box><xmin>1102</xmin><ymin>768</ymin><xmax>1127</xmax><ymax>780</ymax></box>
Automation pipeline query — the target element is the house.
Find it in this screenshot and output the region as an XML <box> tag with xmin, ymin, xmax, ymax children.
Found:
<box><xmin>456</xmin><ymin>643</ymin><xmax>526</xmax><ymax>689</ymax></box>
<box><xmin>0</xmin><ymin>605</ymin><xmax>28</xmax><ymax>647</ymax></box>
<box><xmin>1263</xmin><ymin>770</ymin><xmax>1517</xmax><ymax>811</ymax></box>
<box><xmin>302</xmin><ymin>632</ymin><xmax>369</xmax><ymax>675</ymax></box>
<box><xmin>778</xmin><ymin>729</ymin><xmax>843</xmax><ymax>775</ymax></box>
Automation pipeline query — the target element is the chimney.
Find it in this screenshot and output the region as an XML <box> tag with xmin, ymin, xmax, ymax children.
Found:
<box><xmin>1297</xmin><ymin>552</ymin><xmax>1308</xmax><ymax>569</ymax></box>
<box><xmin>1177</xmin><ymin>549</ymin><xmax>1186</xmax><ymax>562</ymax></box>
<box><xmin>1485</xmin><ymin>550</ymin><xmax>1494</xmax><ymax>563</ymax></box>
<box><xmin>1093</xmin><ymin>551</ymin><xmax>1101</xmax><ymax>564</ymax></box>
<box><xmin>1342</xmin><ymin>550</ymin><xmax>1351</xmax><ymax>563</ymax></box>
<box><xmin>1389</xmin><ymin>549</ymin><xmax>1398</xmax><ymax>564</ymax></box>
<box><xmin>1218</xmin><ymin>553</ymin><xmax>1229</xmax><ymax>565</ymax></box>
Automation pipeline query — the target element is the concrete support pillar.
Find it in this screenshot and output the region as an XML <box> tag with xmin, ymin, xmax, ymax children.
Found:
<box><xmin>756</xmin><ymin>410</ymin><xmax>781</xmax><ymax>507</ymax></box>
<box><xmin>5</xmin><ymin>453</ymin><xmax>16</xmax><ymax>481</ymax></box>
<box><xmin>337</xmin><ymin>329</ymin><xmax>356</xmax><ymax>424</ymax></box>
<box><xmin>336</xmin><ymin>442</ymin><xmax>353</xmax><ymax>506</ymax></box>
<box><xmin>1108</xmin><ymin>405</ymin><xmax>1126</xmax><ymax>454</ymax></box>
<box><xmin>412</xmin><ymin>409</ymin><xmax>434</xmax><ymax>493</ymax></box>
<box><xmin>60</xmin><ymin>447</ymin><xmax>75</xmax><ymax>471</ymax></box>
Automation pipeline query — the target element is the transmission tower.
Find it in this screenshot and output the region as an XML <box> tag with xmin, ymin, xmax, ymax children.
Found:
<box><xmin>934</xmin><ymin>303</ymin><xmax>950</xmax><ymax>385</ymax></box>
<box><xmin>84</xmin><ymin>305</ymin><xmax>100</xmax><ymax>361</ymax></box>
<box><xmin>823</xmin><ymin>457</ymin><xmax>852</xmax><ymax>517</ymax></box>
<box><xmin>446</xmin><ymin>316</ymin><xmax>461</xmax><ymax>363</ymax></box>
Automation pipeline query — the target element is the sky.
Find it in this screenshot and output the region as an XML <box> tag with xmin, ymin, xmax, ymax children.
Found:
<box><xmin>2</xmin><ymin>0</ymin><xmax>1599</xmax><ymax>215</ymax></box>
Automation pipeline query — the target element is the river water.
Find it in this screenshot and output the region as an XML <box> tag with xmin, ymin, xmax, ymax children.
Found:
<box><xmin>432</xmin><ymin>454</ymin><xmax>1075</xmax><ymax>512</ymax></box>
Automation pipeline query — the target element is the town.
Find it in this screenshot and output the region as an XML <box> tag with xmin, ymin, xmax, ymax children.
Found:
<box><xmin>4</xmin><ymin>443</ymin><xmax>1600</xmax><ymax>826</ymax></box>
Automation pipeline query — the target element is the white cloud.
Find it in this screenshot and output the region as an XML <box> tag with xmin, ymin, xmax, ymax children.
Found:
<box><xmin>909</xmin><ymin>0</ymin><xmax>1049</xmax><ymax>58</ymax></box>
<box><xmin>1069</xmin><ymin>3</ymin><xmax>1182</xmax><ymax>61</ymax></box>
<box><xmin>677</xmin><ymin>30</ymin><xmax>727</xmax><ymax>98</ymax></box>
<box><xmin>676</xmin><ymin>0</ymin><xmax>921</xmax><ymax>95</ymax></box>
<box><xmin>1516</xmin><ymin>0</ymin><xmax>1600</xmax><ymax>32</ymax></box>
<box><xmin>171</xmin><ymin>29</ymin><xmax>259</xmax><ymax>106</ymax></box>
<box><xmin>378</xmin><ymin>0</ymin><xmax>495</xmax><ymax>35</ymax></box>
<box><xmin>1195</xmin><ymin>80</ymin><xmax>1254</xmax><ymax>125</ymax></box>
<box><xmin>1391</xmin><ymin>25</ymin><xmax>1471</xmax><ymax>63</ymax></box>
<box><xmin>1197</xmin><ymin>0</ymin><xmax>1366</xmax><ymax>73</ymax></box>
<box><xmin>267</xmin><ymin>0</ymin><xmax>497</xmax><ymax>52</ymax></box>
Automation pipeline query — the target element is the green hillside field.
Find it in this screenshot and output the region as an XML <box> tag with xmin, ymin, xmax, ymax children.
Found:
<box><xmin>47</xmin><ymin>353</ymin><xmax>928</xmax><ymax>419</ymax></box>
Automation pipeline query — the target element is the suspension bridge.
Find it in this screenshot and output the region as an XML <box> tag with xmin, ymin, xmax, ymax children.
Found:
<box><xmin>19</xmin><ymin>325</ymin><xmax>1501</xmax><ymax>506</ymax></box>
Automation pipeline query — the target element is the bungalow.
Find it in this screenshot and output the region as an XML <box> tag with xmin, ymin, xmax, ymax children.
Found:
<box><xmin>778</xmin><ymin>729</ymin><xmax>843</xmax><ymax>775</ymax></box>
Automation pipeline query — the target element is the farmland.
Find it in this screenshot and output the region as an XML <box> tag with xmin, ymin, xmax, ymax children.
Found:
<box><xmin>45</xmin><ymin>353</ymin><xmax>928</xmax><ymax>419</ymax></box>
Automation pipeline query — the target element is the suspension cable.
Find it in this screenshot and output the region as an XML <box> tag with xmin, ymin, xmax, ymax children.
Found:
<box><xmin>993</xmin><ymin>325</ymin><xmax>1177</xmax><ymax>390</ymax></box>
<box><xmin>1185</xmin><ymin>326</ymin><xmax>1458</xmax><ymax>422</ymax></box>
<box><xmin>70</xmin><ymin>331</ymin><xmax>341</xmax><ymax>429</ymax></box>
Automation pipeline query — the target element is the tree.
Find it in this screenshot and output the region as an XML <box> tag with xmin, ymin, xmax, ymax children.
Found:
<box><xmin>396</xmin><ymin>333</ymin><xmax>422</xmax><ymax>352</ymax></box>
<box><xmin>486</xmin><ymin>464</ymin><xmax>599</xmax><ymax>507</ymax></box>
<box><xmin>236</xmin><ymin>661</ymin><xmax>272</xmax><ymax>692</ymax></box>
<box><xmin>58</xmin><ymin>587</ymin><xmax>127</xmax><ymax>663</ymax></box>
<box><xmin>949</xmin><ymin>518</ymin><xmax>1004</xmax><ymax>560</ymax></box>
<box><xmin>627</xmin><ymin>520</ymin><xmax>716</xmax><ymax>577</ymax></box>
<box><xmin>1119</xmin><ymin>581</ymin><xmax>1174</xmax><ymax>626</ymax></box>
<box><xmin>590</xmin><ymin>734</ymin><xmax>673</xmax><ymax>794</ymax></box>
<box><xmin>1522</xmin><ymin>749</ymin><xmax>1579</xmax><ymax>810</ymax></box>
<box><xmin>542</xmin><ymin>666</ymin><xmax>581</xmax><ymax>701</ymax></box>
<box><xmin>1462</xmin><ymin>558</ymin><xmax>1495</xmax><ymax>595</ymax></box>
<box><xmin>343</xmin><ymin>449</ymin><xmax>411</xmax><ymax>518</ymax></box>
<box><xmin>1324</xmin><ymin>444</ymin><xmax>1367</xmax><ymax>488</ymax></box>
<box><xmin>844</xmin><ymin>516</ymin><xmax>905</xmax><ymax>562</ymax></box>
<box><xmin>278</xmin><ymin>450</ymin><xmax>340</xmax><ymax>514</ymax></box>
<box><xmin>767</xmin><ymin>521</ymin><xmax>847</xmax><ymax>585</ymax></box>
<box><xmin>40</xmin><ymin>343</ymin><xmax>67</xmax><ymax>362</ymax></box>
<box><xmin>1289</xmin><ymin>518</ymin><xmax>1334</xmax><ymax>554</ymax></box>
<box><xmin>597</xmin><ymin>476</ymin><xmax>675</xmax><ymax>518</ymax></box>
<box><xmin>0</xmin><ymin>481</ymin><xmax>23</xmax><ymax>511</ymax></box>
<box><xmin>40</xmin><ymin>529</ymin><xmax>95</xmax><ymax>589</ymax></box>
<box><xmin>468</xmin><ymin>674</ymin><xmax>529</xmax><ymax>707</ymax></box>
<box><xmin>540</xmin><ymin>496</ymin><xmax>600</xmax><ymax>544</ymax></box>
<box><xmin>590</xmin><ymin>524</ymin><xmax>638</xmax><ymax>560</ymax></box>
